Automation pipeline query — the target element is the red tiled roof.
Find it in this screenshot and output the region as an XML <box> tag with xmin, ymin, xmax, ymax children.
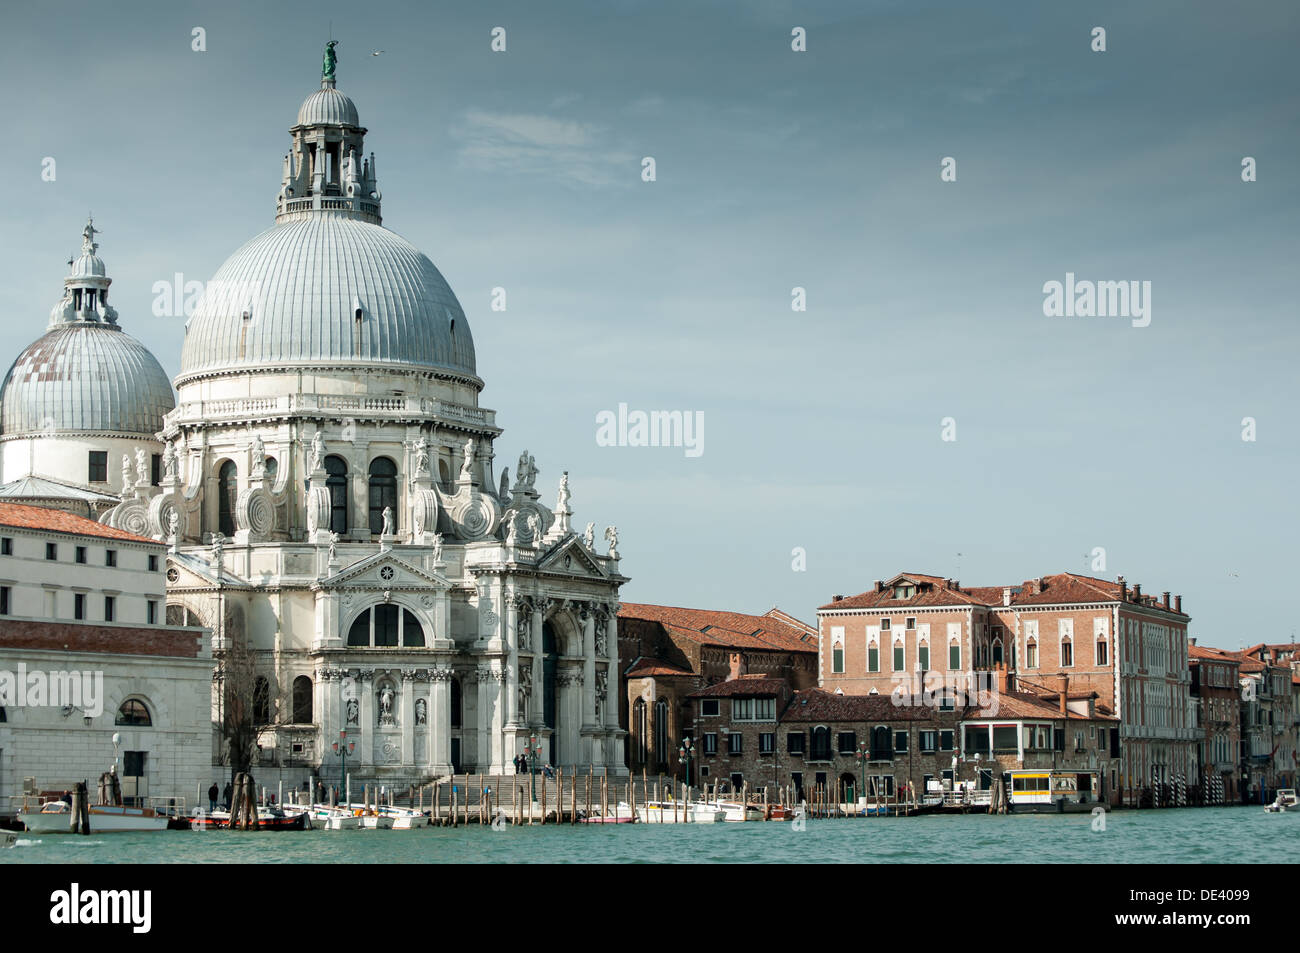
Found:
<box><xmin>0</xmin><ymin>501</ymin><xmax>156</xmax><ymax>544</ymax></box>
<box><xmin>822</xmin><ymin>571</ymin><xmax>1184</xmax><ymax>615</ymax></box>
<box><xmin>781</xmin><ymin>689</ymin><xmax>956</xmax><ymax>723</ymax></box>
<box><xmin>688</xmin><ymin>677</ymin><xmax>786</xmax><ymax>699</ymax></box>
<box><xmin>618</xmin><ymin>603</ymin><xmax>816</xmax><ymax>654</ymax></box>
<box><xmin>625</xmin><ymin>658</ymin><xmax>693</xmax><ymax>678</ymax></box>
<box><xmin>1190</xmin><ymin>644</ymin><xmax>1242</xmax><ymax>664</ymax></box>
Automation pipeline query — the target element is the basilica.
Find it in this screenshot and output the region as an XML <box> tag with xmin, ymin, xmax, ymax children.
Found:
<box><xmin>0</xmin><ymin>50</ymin><xmax>628</xmax><ymax>788</ymax></box>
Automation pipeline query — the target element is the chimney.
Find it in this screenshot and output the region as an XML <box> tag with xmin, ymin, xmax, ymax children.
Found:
<box><xmin>832</xmin><ymin>594</ymin><xmax>843</xmax><ymax>602</ymax></box>
<box><xmin>1162</xmin><ymin>591</ymin><xmax>1170</xmax><ymax>610</ymax></box>
<box><xmin>1175</xmin><ymin>594</ymin><xmax>1182</xmax><ymax>614</ymax></box>
<box><xmin>1133</xmin><ymin>583</ymin><xmax>1141</xmax><ymax>602</ymax></box>
<box><xmin>1058</xmin><ymin>673</ymin><xmax>1069</xmax><ymax>716</ymax></box>
<box><xmin>1118</xmin><ymin>576</ymin><xmax>1127</xmax><ymax>601</ymax></box>
<box><xmin>728</xmin><ymin>652</ymin><xmax>746</xmax><ymax>681</ymax></box>
<box><xmin>1190</xmin><ymin>637</ymin><xmax>1197</xmax><ymax>647</ymax></box>
<box><xmin>1039</xmin><ymin>576</ymin><xmax>1047</xmax><ymax>592</ymax></box>
<box><xmin>874</xmin><ymin>580</ymin><xmax>884</xmax><ymax>593</ymax></box>
<box><xmin>952</xmin><ymin>580</ymin><xmax>960</xmax><ymax>591</ymax></box>
<box><xmin>1002</xmin><ymin>587</ymin><xmax>1012</xmax><ymax>607</ymax></box>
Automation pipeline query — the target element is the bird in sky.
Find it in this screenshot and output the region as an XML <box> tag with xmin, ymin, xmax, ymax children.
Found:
<box><xmin>371</xmin><ymin>50</ymin><xmax>385</xmax><ymax>56</ymax></box>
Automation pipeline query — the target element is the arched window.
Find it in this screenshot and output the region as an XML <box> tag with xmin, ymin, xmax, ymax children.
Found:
<box><xmin>810</xmin><ymin>725</ymin><xmax>831</xmax><ymax>760</ymax></box>
<box><xmin>291</xmin><ymin>675</ymin><xmax>313</xmax><ymax>724</ymax></box>
<box><xmin>438</xmin><ymin>458</ymin><xmax>451</xmax><ymax>491</ymax></box>
<box><xmin>368</xmin><ymin>457</ymin><xmax>397</xmax><ymax>535</ymax></box>
<box><xmin>633</xmin><ymin>698</ymin><xmax>647</xmax><ymax>764</ymax></box>
<box><xmin>115</xmin><ymin>698</ymin><xmax>152</xmax><ymax>727</ymax></box>
<box><xmin>325</xmin><ymin>455</ymin><xmax>349</xmax><ymax>534</ymax></box>
<box><xmin>992</xmin><ymin>638</ymin><xmax>1004</xmax><ymax>666</ymax></box>
<box><xmin>654</xmin><ymin>699</ymin><xmax>669</xmax><ymax>769</ymax></box>
<box><xmin>217</xmin><ymin>460</ymin><xmax>237</xmax><ymax>537</ymax></box>
<box><xmin>264</xmin><ymin>457</ymin><xmax>278</xmax><ymax>483</ymax></box>
<box><xmin>871</xmin><ymin>725</ymin><xmax>892</xmax><ymax>759</ymax></box>
<box><xmin>346</xmin><ymin>606</ymin><xmax>425</xmax><ymax>647</ymax></box>
<box><xmin>253</xmin><ymin>676</ymin><xmax>270</xmax><ymax>724</ymax></box>
<box><xmin>450</xmin><ymin>678</ymin><xmax>462</xmax><ymax>728</ymax></box>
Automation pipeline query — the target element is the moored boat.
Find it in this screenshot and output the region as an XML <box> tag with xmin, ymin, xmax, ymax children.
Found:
<box><xmin>18</xmin><ymin>800</ymin><xmax>169</xmax><ymax>834</ymax></box>
<box><xmin>1265</xmin><ymin>789</ymin><xmax>1297</xmax><ymax>813</ymax></box>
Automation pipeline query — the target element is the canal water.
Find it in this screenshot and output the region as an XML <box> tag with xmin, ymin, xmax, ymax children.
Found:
<box><xmin>2</xmin><ymin>806</ymin><xmax>1288</xmax><ymax>864</ymax></box>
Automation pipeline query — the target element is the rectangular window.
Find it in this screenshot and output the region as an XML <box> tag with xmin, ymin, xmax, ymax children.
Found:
<box><xmin>837</xmin><ymin>731</ymin><xmax>856</xmax><ymax>755</ymax></box>
<box><xmin>918</xmin><ymin>645</ymin><xmax>929</xmax><ymax>669</ymax></box>
<box><xmin>1096</xmin><ymin>640</ymin><xmax>1108</xmax><ymax>666</ymax></box>
<box><xmin>46</xmin><ymin>543</ymin><xmax>57</xmax><ymax>561</ymax></box>
<box><xmin>1074</xmin><ymin>731</ymin><xmax>1085</xmax><ymax>751</ymax></box>
<box><xmin>148</xmin><ymin>554</ymin><xmax>159</xmax><ymax>572</ymax></box>
<box><xmin>893</xmin><ymin>645</ymin><xmax>904</xmax><ymax>671</ymax></box>
<box><xmin>88</xmin><ymin>451</ymin><xmax>108</xmax><ymax>483</ymax></box>
<box><xmin>105</xmin><ymin>549</ymin><xmax>117</xmax><ymax>567</ymax></box>
<box><xmin>906</xmin><ymin>617</ymin><xmax>916</xmax><ymax>630</ymax></box>
<box><xmin>939</xmin><ymin>693</ymin><xmax>954</xmax><ymax>712</ymax></box>
<box><xmin>754</xmin><ymin>698</ymin><xmax>775</xmax><ymax>721</ymax></box>
<box><xmin>147</xmin><ymin>600</ymin><xmax>158</xmax><ymax>625</ymax></box>
<box><xmin>920</xmin><ymin>730</ymin><xmax>937</xmax><ymax>753</ymax></box>
<box><xmin>104</xmin><ymin>596</ymin><xmax>115</xmax><ymax>622</ymax></box>
<box><xmin>703</xmin><ymin>732</ymin><xmax>718</xmax><ymax>755</ymax></box>
<box><xmin>759</xmin><ymin>732</ymin><xmax>774</xmax><ymax>755</ymax></box>
<box><xmin>1026</xmin><ymin>641</ymin><xmax>1038</xmax><ymax>668</ymax></box>
<box><xmin>832</xmin><ymin>646</ymin><xmax>844</xmax><ymax>673</ymax></box>
<box><xmin>894</xmin><ymin>730</ymin><xmax>908</xmax><ymax>753</ymax></box>
<box><xmin>1</xmin><ymin>537</ymin><xmax>11</xmax><ymax>555</ymax></box>
<box><xmin>880</xmin><ymin>618</ymin><xmax>891</xmax><ymax>631</ymax></box>
<box><xmin>787</xmin><ymin>732</ymin><xmax>805</xmax><ymax>755</ymax></box>
<box><xmin>700</xmin><ymin>699</ymin><xmax>719</xmax><ymax>717</ymax></box>
<box><xmin>0</xmin><ymin>586</ymin><xmax>9</xmax><ymax>615</ymax></box>
<box><xmin>75</xmin><ymin>546</ymin><xmax>87</xmax><ymax>564</ymax></box>
<box><xmin>1061</xmin><ymin>641</ymin><xmax>1073</xmax><ymax>666</ymax></box>
<box><xmin>867</xmin><ymin>646</ymin><xmax>879</xmax><ymax>672</ymax></box>
<box><xmin>151</xmin><ymin>454</ymin><xmax>161</xmax><ymax>486</ymax></box>
<box><xmin>949</xmin><ymin>644</ymin><xmax>961</xmax><ymax>669</ymax></box>
<box><xmin>993</xmin><ymin>725</ymin><xmax>1018</xmax><ymax>752</ymax></box>
<box><xmin>727</xmin><ymin>732</ymin><xmax>743</xmax><ymax>755</ymax></box>
<box><xmin>940</xmin><ymin>730</ymin><xmax>955</xmax><ymax>751</ymax></box>
<box><xmin>74</xmin><ymin>593</ymin><xmax>86</xmax><ymax>620</ymax></box>
<box><xmin>732</xmin><ymin>698</ymin><xmax>753</xmax><ymax>720</ymax></box>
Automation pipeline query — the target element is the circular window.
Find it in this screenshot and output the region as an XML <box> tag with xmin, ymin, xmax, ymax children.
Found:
<box><xmin>379</xmin><ymin>566</ymin><xmax>395</xmax><ymax>581</ymax></box>
<box><xmin>166</xmin><ymin>567</ymin><xmax>179</xmax><ymax>583</ymax></box>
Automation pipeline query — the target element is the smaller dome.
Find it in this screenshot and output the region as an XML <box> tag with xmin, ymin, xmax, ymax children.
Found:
<box><xmin>297</xmin><ymin>86</ymin><xmax>359</xmax><ymax>127</ymax></box>
<box><xmin>70</xmin><ymin>253</ymin><xmax>106</xmax><ymax>278</ymax></box>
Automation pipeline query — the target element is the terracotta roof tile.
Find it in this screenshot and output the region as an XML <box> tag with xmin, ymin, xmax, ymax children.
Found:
<box><xmin>688</xmin><ymin>677</ymin><xmax>787</xmax><ymax>698</ymax></box>
<box><xmin>625</xmin><ymin>658</ymin><xmax>693</xmax><ymax>678</ymax></box>
<box><xmin>618</xmin><ymin>603</ymin><xmax>816</xmax><ymax>654</ymax></box>
<box><xmin>0</xmin><ymin>501</ymin><xmax>156</xmax><ymax>544</ymax></box>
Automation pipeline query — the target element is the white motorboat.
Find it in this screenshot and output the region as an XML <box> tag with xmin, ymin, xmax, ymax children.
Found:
<box><xmin>309</xmin><ymin>805</ymin><xmax>361</xmax><ymax>830</ymax></box>
<box><xmin>358</xmin><ymin>812</ymin><xmax>395</xmax><ymax>830</ymax></box>
<box><xmin>18</xmin><ymin>800</ymin><xmax>169</xmax><ymax>834</ymax></box>
<box><xmin>636</xmin><ymin>800</ymin><xmax>726</xmax><ymax>823</ymax></box>
<box><xmin>378</xmin><ymin>806</ymin><xmax>430</xmax><ymax>829</ymax></box>
<box><xmin>711</xmin><ymin>800</ymin><xmax>767</xmax><ymax>822</ymax></box>
<box><xmin>1265</xmin><ymin>789</ymin><xmax>1297</xmax><ymax>813</ymax></box>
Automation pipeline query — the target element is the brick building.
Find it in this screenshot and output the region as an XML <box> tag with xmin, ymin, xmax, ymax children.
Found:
<box><xmin>818</xmin><ymin>571</ymin><xmax>1197</xmax><ymax>805</ymax></box>
<box><xmin>618</xmin><ymin>603</ymin><xmax>816</xmax><ymax>775</ymax></box>
<box><xmin>1188</xmin><ymin>642</ymin><xmax>1242</xmax><ymax>803</ymax></box>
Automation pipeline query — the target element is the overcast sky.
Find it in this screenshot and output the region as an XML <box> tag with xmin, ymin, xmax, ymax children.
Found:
<box><xmin>3</xmin><ymin>0</ymin><xmax>1297</xmax><ymax>650</ymax></box>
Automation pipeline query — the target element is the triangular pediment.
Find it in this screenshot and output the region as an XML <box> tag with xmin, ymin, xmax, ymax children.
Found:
<box><xmin>537</xmin><ymin>535</ymin><xmax>608</xmax><ymax>578</ymax></box>
<box><xmin>165</xmin><ymin>552</ymin><xmax>249</xmax><ymax>589</ymax></box>
<box><xmin>317</xmin><ymin>551</ymin><xmax>450</xmax><ymax>591</ymax></box>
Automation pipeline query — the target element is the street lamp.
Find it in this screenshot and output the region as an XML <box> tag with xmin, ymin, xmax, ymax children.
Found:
<box><xmin>523</xmin><ymin>732</ymin><xmax>543</xmax><ymax>803</ymax></box>
<box><xmin>854</xmin><ymin>742</ymin><xmax>870</xmax><ymax>810</ymax></box>
<box><xmin>678</xmin><ymin>737</ymin><xmax>695</xmax><ymax>790</ymax></box>
<box><xmin>331</xmin><ymin>729</ymin><xmax>355</xmax><ymax>807</ymax></box>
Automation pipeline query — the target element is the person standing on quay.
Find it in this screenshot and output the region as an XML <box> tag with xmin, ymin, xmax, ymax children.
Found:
<box><xmin>207</xmin><ymin>782</ymin><xmax>219</xmax><ymax>813</ymax></box>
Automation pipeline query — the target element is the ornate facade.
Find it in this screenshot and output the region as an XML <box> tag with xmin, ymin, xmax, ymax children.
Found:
<box><xmin>106</xmin><ymin>52</ymin><xmax>627</xmax><ymax>784</ymax></box>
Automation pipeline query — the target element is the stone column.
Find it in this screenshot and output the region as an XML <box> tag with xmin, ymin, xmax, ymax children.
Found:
<box><xmin>582</xmin><ymin>603</ymin><xmax>597</xmax><ymax>729</ymax></box>
<box><xmin>599</xmin><ymin>605</ymin><xmax>618</xmax><ymax>730</ymax></box>
<box><xmin>359</xmin><ymin>670</ymin><xmax>375</xmax><ymax>769</ymax></box>
<box><xmin>531</xmin><ymin>601</ymin><xmax>545</xmax><ymax>726</ymax></box>
<box><xmin>400</xmin><ymin>669</ymin><xmax>416</xmax><ymax>766</ymax></box>
<box><xmin>430</xmin><ymin>668</ymin><xmax>452</xmax><ymax>775</ymax></box>
<box><xmin>504</xmin><ymin>592</ymin><xmax>520</xmax><ymax>728</ymax></box>
<box><xmin>489</xmin><ymin>670</ymin><xmax>506</xmax><ymax>772</ymax></box>
<box><xmin>476</xmin><ymin>666</ymin><xmax>493</xmax><ymax>772</ymax></box>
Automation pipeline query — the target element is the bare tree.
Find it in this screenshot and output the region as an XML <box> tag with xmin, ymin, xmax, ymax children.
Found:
<box><xmin>214</xmin><ymin>637</ymin><xmax>261</xmax><ymax>781</ymax></box>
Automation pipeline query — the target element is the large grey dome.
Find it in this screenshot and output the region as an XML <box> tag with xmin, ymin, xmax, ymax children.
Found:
<box><xmin>1</xmin><ymin>323</ymin><xmax>175</xmax><ymax>437</ymax></box>
<box><xmin>178</xmin><ymin>216</ymin><xmax>477</xmax><ymax>380</ymax></box>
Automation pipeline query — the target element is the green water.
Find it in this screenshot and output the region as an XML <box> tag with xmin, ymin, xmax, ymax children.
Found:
<box><xmin>3</xmin><ymin>806</ymin><xmax>1292</xmax><ymax>863</ymax></box>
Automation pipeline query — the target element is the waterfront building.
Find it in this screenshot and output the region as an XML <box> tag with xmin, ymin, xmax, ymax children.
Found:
<box><xmin>0</xmin><ymin>503</ymin><xmax>209</xmax><ymax>808</ymax></box>
<box><xmin>92</xmin><ymin>53</ymin><xmax>628</xmax><ymax>788</ymax></box>
<box><xmin>683</xmin><ymin>671</ymin><xmax>1118</xmax><ymax>805</ymax></box>
<box><xmin>618</xmin><ymin>603</ymin><xmax>815</xmax><ymax>775</ymax></box>
<box><xmin>0</xmin><ymin>222</ymin><xmax>174</xmax><ymax>516</ymax></box>
<box><xmin>1188</xmin><ymin>642</ymin><xmax>1242</xmax><ymax>803</ymax></box>
<box><xmin>818</xmin><ymin>571</ymin><xmax>1198</xmax><ymax>806</ymax></box>
<box><xmin>1233</xmin><ymin>650</ymin><xmax>1295</xmax><ymax>800</ymax></box>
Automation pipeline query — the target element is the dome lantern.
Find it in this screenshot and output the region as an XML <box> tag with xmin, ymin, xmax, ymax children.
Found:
<box><xmin>277</xmin><ymin>43</ymin><xmax>381</xmax><ymax>226</ymax></box>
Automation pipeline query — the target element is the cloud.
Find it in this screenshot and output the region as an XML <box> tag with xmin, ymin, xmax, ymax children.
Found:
<box><xmin>451</xmin><ymin>109</ymin><xmax>636</xmax><ymax>187</ymax></box>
